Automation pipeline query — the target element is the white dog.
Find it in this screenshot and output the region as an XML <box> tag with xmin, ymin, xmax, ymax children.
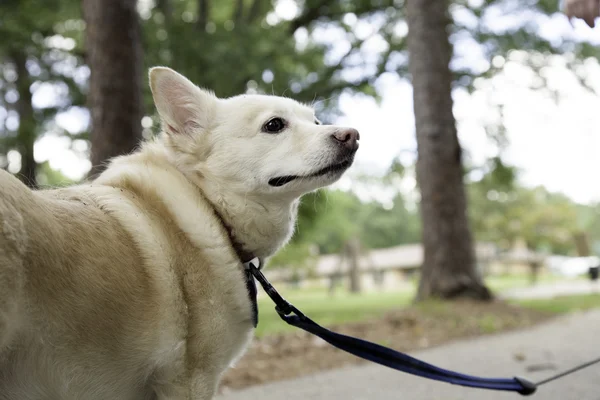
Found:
<box><xmin>0</xmin><ymin>67</ymin><xmax>359</xmax><ymax>399</ymax></box>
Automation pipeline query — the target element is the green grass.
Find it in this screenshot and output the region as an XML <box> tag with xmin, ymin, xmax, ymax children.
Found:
<box><xmin>476</xmin><ymin>314</ymin><xmax>501</xmax><ymax>333</ymax></box>
<box><xmin>255</xmin><ymin>287</ymin><xmax>415</xmax><ymax>337</ymax></box>
<box><xmin>412</xmin><ymin>299</ymin><xmax>512</xmax><ymax>334</ymax></box>
<box><xmin>485</xmin><ymin>273</ymin><xmax>573</xmax><ymax>292</ymax></box>
<box><xmin>513</xmin><ymin>293</ymin><xmax>600</xmax><ymax>314</ymax></box>
<box><xmin>255</xmin><ymin>275</ymin><xmax>598</xmax><ymax>337</ymax></box>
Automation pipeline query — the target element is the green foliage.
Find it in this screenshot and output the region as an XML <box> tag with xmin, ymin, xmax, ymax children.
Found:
<box><xmin>486</xmin><ymin>156</ymin><xmax>516</xmax><ymax>190</ymax></box>
<box><xmin>294</xmin><ymin>191</ymin><xmax>331</xmax><ymax>244</ymax></box>
<box><xmin>140</xmin><ymin>0</ymin><xmax>406</xmax><ymax>126</ymax></box>
<box><xmin>468</xmin><ymin>166</ymin><xmax>580</xmax><ymax>254</ymax></box>
<box><xmin>575</xmin><ymin>202</ymin><xmax>600</xmax><ymax>255</ymax></box>
<box><xmin>0</xmin><ymin>0</ymin><xmax>81</xmax><ymax>50</ymax></box>
<box><xmin>0</xmin><ymin>0</ymin><xmax>86</xmax><ymax>181</ymax></box>
<box><xmin>271</xmin><ymin>187</ymin><xmax>421</xmax><ymax>268</ymax></box>
<box><xmin>359</xmin><ymin>195</ymin><xmax>421</xmax><ymax>249</ymax></box>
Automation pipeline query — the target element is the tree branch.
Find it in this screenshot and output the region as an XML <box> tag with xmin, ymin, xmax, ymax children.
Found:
<box><xmin>157</xmin><ymin>0</ymin><xmax>173</xmax><ymax>24</ymax></box>
<box><xmin>288</xmin><ymin>0</ymin><xmax>396</xmax><ymax>33</ymax></box>
<box><xmin>198</xmin><ymin>0</ymin><xmax>209</xmax><ymax>30</ymax></box>
<box><xmin>233</xmin><ymin>0</ymin><xmax>245</xmax><ymax>24</ymax></box>
<box><xmin>247</xmin><ymin>0</ymin><xmax>263</xmax><ymax>23</ymax></box>
<box><xmin>288</xmin><ymin>0</ymin><xmax>333</xmax><ymax>33</ymax></box>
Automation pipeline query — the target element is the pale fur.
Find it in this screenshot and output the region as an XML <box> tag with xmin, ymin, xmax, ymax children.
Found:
<box><xmin>0</xmin><ymin>67</ymin><xmax>357</xmax><ymax>399</ymax></box>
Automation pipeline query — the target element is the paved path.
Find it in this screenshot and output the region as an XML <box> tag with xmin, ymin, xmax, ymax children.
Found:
<box><xmin>218</xmin><ymin>310</ymin><xmax>600</xmax><ymax>400</ymax></box>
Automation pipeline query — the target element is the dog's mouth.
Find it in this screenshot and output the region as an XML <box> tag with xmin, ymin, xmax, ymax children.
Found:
<box><xmin>268</xmin><ymin>158</ymin><xmax>353</xmax><ymax>187</ymax></box>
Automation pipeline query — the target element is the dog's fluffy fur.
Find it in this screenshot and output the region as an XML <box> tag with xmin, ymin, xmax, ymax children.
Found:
<box><xmin>0</xmin><ymin>67</ymin><xmax>358</xmax><ymax>399</ymax></box>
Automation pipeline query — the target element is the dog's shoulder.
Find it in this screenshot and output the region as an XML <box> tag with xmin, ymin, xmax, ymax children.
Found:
<box><xmin>95</xmin><ymin>144</ymin><xmax>235</xmax><ymax>262</ymax></box>
<box><xmin>91</xmin><ymin>144</ymin><xmax>256</xmax><ymax>370</ymax></box>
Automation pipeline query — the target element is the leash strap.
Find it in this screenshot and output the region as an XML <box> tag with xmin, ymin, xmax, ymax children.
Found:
<box><xmin>247</xmin><ymin>262</ymin><xmax>537</xmax><ymax>396</ymax></box>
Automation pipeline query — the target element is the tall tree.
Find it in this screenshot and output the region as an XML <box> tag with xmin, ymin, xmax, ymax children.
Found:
<box><xmin>83</xmin><ymin>0</ymin><xmax>143</xmax><ymax>178</ymax></box>
<box><xmin>141</xmin><ymin>0</ymin><xmax>405</xmax><ymax>123</ymax></box>
<box><xmin>406</xmin><ymin>0</ymin><xmax>492</xmax><ymax>301</ymax></box>
<box><xmin>9</xmin><ymin>50</ymin><xmax>36</xmax><ymax>187</ymax></box>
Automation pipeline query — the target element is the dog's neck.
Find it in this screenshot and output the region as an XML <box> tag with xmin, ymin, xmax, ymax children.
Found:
<box><xmin>211</xmin><ymin>207</ymin><xmax>256</xmax><ymax>264</ymax></box>
<box><xmin>109</xmin><ymin>141</ymin><xmax>299</xmax><ymax>264</ymax></box>
<box><xmin>198</xmin><ymin>180</ymin><xmax>299</xmax><ymax>262</ymax></box>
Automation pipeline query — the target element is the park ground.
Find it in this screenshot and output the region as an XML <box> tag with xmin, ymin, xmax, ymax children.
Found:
<box><xmin>218</xmin><ymin>308</ymin><xmax>600</xmax><ymax>400</ymax></box>
<box><xmin>218</xmin><ymin>274</ymin><xmax>600</xmax><ymax>393</ymax></box>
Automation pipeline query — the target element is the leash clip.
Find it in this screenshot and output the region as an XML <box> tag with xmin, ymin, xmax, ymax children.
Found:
<box><xmin>514</xmin><ymin>376</ymin><xmax>537</xmax><ymax>396</ymax></box>
<box><xmin>244</xmin><ymin>257</ymin><xmax>261</xmax><ymax>271</ymax></box>
<box><xmin>247</xmin><ymin>262</ymin><xmax>303</xmax><ymax>319</ymax></box>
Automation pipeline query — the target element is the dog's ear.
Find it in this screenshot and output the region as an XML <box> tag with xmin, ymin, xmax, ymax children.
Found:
<box><xmin>149</xmin><ymin>67</ymin><xmax>217</xmax><ymax>136</ymax></box>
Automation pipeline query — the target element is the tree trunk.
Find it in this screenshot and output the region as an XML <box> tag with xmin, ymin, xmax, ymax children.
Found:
<box><xmin>345</xmin><ymin>237</ymin><xmax>362</xmax><ymax>294</ymax></box>
<box><xmin>11</xmin><ymin>50</ymin><xmax>37</xmax><ymax>188</ymax></box>
<box><xmin>573</xmin><ymin>232</ymin><xmax>591</xmax><ymax>257</ymax></box>
<box><xmin>198</xmin><ymin>0</ymin><xmax>210</xmax><ymax>30</ymax></box>
<box><xmin>529</xmin><ymin>261</ymin><xmax>541</xmax><ymax>286</ymax></box>
<box><xmin>406</xmin><ymin>0</ymin><xmax>492</xmax><ymax>301</ymax></box>
<box><xmin>83</xmin><ymin>0</ymin><xmax>143</xmax><ymax>179</ymax></box>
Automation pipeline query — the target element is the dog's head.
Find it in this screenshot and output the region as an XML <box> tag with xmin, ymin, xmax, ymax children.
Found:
<box><xmin>149</xmin><ymin>67</ymin><xmax>358</xmax><ymax>199</ymax></box>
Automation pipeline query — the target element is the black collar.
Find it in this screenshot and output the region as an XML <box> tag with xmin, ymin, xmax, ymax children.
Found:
<box><xmin>242</xmin><ymin>257</ymin><xmax>260</xmax><ymax>328</ymax></box>
<box><xmin>212</xmin><ymin>209</ymin><xmax>260</xmax><ymax>328</ymax></box>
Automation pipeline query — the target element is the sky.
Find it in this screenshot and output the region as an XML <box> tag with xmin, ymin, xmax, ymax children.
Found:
<box><xmin>334</xmin><ymin>50</ymin><xmax>600</xmax><ymax>206</ymax></box>
<box><xmin>334</xmin><ymin>6</ymin><xmax>600</xmax><ymax>206</ymax></box>
<box><xmin>19</xmin><ymin>1</ymin><xmax>600</xmax><ymax>206</ymax></box>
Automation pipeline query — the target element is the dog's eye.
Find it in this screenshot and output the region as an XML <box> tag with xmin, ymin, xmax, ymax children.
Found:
<box><xmin>263</xmin><ymin>117</ymin><xmax>286</xmax><ymax>133</ymax></box>
<box><xmin>315</xmin><ymin>119</ymin><xmax>321</xmax><ymax>125</ymax></box>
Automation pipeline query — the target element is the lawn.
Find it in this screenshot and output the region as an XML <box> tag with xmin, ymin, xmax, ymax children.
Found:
<box><xmin>255</xmin><ymin>287</ymin><xmax>415</xmax><ymax>337</ymax></box>
<box><xmin>227</xmin><ymin>280</ymin><xmax>599</xmax><ymax>390</ymax></box>
<box><xmin>255</xmin><ymin>274</ymin><xmax>594</xmax><ymax>337</ymax></box>
<box><xmin>512</xmin><ymin>293</ymin><xmax>600</xmax><ymax>314</ymax></box>
<box><xmin>484</xmin><ymin>272</ymin><xmax>577</xmax><ymax>292</ymax></box>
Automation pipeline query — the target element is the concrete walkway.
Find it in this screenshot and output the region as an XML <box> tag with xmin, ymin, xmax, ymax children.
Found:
<box><xmin>218</xmin><ymin>310</ymin><xmax>600</xmax><ymax>400</ymax></box>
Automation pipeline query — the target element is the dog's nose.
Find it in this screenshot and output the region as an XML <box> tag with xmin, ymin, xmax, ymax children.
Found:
<box><xmin>332</xmin><ymin>128</ymin><xmax>360</xmax><ymax>151</ymax></box>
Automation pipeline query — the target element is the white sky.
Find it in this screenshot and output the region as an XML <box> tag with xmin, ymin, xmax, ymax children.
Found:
<box><xmin>335</xmin><ymin>52</ymin><xmax>600</xmax><ymax>205</ymax></box>
<box><xmin>23</xmin><ymin>3</ymin><xmax>600</xmax><ymax>206</ymax></box>
<box><xmin>334</xmin><ymin>10</ymin><xmax>600</xmax><ymax>206</ymax></box>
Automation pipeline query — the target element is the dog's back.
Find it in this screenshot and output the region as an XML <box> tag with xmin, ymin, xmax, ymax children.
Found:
<box><xmin>0</xmin><ymin>170</ymin><xmax>166</xmax><ymax>398</ymax></box>
<box><xmin>0</xmin><ymin>170</ymin><xmax>30</xmax><ymax>351</ymax></box>
<box><xmin>0</xmin><ymin>161</ymin><xmax>254</xmax><ymax>399</ymax></box>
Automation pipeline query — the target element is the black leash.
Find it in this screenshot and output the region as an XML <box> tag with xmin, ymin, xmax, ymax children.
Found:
<box><xmin>246</xmin><ymin>260</ymin><xmax>600</xmax><ymax>396</ymax></box>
